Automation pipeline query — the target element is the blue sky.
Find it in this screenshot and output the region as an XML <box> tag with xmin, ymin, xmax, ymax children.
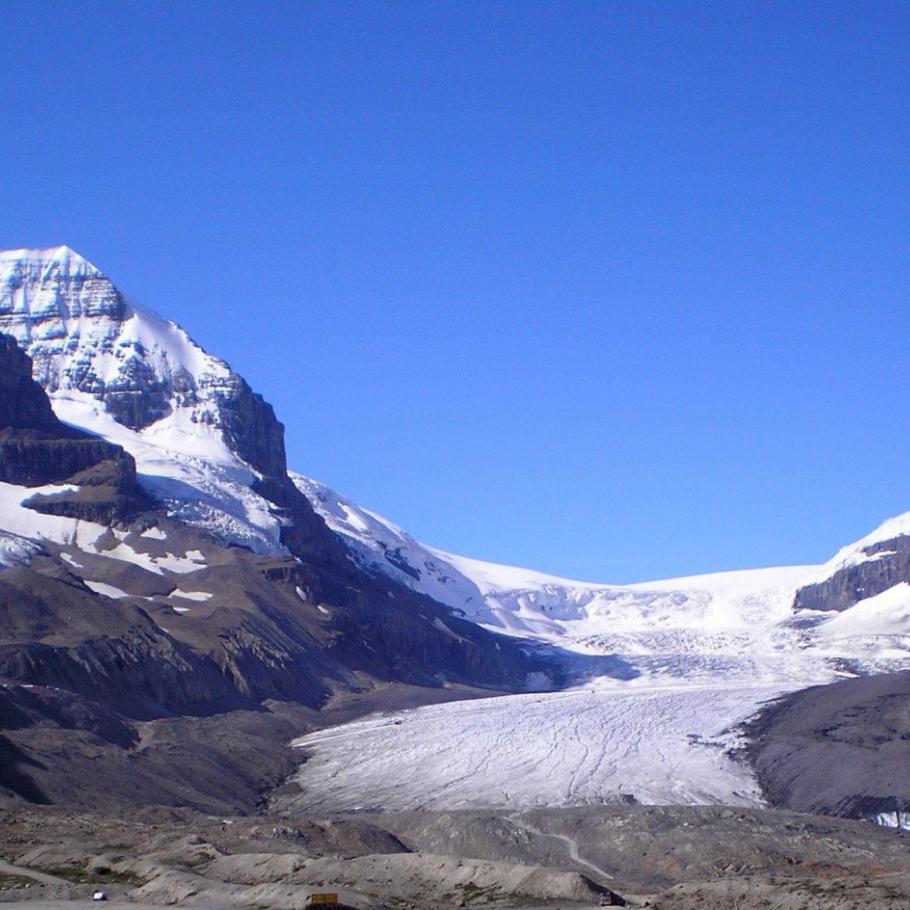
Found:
<box><xmin>2</xmin><ymin>1</ymin><xmax>909</xmax><ymax>581</ymax></box>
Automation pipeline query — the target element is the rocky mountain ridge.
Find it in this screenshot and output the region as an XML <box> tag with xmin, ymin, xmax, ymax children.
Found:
<box><xmin>794</xmin><ymin>516</ymin><xmax>910</xmax><ymax>614</ymax></box>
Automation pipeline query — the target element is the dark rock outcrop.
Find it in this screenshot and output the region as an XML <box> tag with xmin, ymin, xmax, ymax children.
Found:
<box><xmin>0</xmin><ymin>333</ymin><xmax>151</xmax><ymax>521</ymax></box>
<box><xmin>102</xmin><ymin>363</ymin><xmax>174</xmax><ymax>429</ymax></box>
<box><xmin>745</xmin><ymin>672</ymin><xmax>910</xmax><ymax>821</ymax></box>
<box><xmin>0</xmin><ymin>334</ymin><xmax>63</xmax><ymax>432</ymax></box>
<box><xmin>0</xmin><ymin>431</ymin><xmax>122</xmax><ymax>486</ymax></box>
<box><xmin>794</xmin><ymin>536</ymin><xmax>910</xmax><ymax>612</ymax></box>
<box><xmin>193</xmin><ymin>365</ymin><xmax>349</xmax><ymax>566</ymax></box>
<box><xmin>24</xmin><ymin>454</ymin><xmax>149</xmax><ymax>525</ymax></box>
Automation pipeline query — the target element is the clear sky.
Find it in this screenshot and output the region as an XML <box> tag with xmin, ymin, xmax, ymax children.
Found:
<box><xmin>2</xmin><ymin>1</ymin><xmax>909</xmax><ymax>582</ymax></box>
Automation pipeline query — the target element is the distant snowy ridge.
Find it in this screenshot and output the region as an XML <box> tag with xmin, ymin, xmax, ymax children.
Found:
<box><xmin>293</xmin><ymin>472</ymin><xmax>812</xmax><ymax>639</ymax></box>
<box><xmin>291</xmin><ymin>475</ymin><xmax>910</xmax><ymax>676</ymax></box>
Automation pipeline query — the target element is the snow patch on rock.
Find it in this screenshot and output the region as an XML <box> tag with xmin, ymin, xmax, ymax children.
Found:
<box><xmin>84</xmin><ymin>580</ymin><xmax>130</xmax><ymax>599</ymax></box>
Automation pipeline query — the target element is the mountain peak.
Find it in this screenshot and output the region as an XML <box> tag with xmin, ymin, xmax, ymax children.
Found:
<box><xmin>0</xmin><ymin>245</ymin><xmax>340</xmax><ymax>560</ymax></box>
<box><xmin>0</xmin><ymin>244</ymin><xmax>102</xmax><ymax>276</ymax></box>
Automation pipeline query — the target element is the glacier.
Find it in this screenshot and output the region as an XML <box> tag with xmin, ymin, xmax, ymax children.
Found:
<box><xmin>3</xmin><ymin>244</ymin><xmax>910</xmax><ymax>813</ymax></box>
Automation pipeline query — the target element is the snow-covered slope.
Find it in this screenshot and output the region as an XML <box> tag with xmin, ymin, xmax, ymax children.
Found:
<box><xmin>0</xmin><ymin>246</ymin><xmax>237</xmax><ymax>437</ymax></box>
<box><xmin>306</xmin><ymin>479</ymin><xmax>910</xmax><ymax>661</ymax></box>
<box><xmin>293</xmin><ymin>474</ymin><xmax>910</xmax><ymax>673</ymax></box>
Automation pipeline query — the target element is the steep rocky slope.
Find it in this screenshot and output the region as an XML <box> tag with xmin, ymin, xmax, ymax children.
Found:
<box><xmin>745</xmin><ymin>671</ymin><xmax>910</xmax><ymax>826</ymax></box>
<box><xmin>794</xmin><ymin>514</ymin><xmax>910</xmax><ymax>613</ymax></box>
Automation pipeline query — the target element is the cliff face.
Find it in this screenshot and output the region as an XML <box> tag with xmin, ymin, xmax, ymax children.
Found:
<box><xmin>0</xmin><ymin>333</ymin><xmax>150</xmax><ymax>522</ymax></box>
<box><xmin>794</xmin><ymin>535</ymin><xmax>910</xmax><ymax>613</ymax></box>
<box><xmin>792</xmin><ymin>507</ymin><xmax>910</xmax><ymax>615</ymax></box>
<box><xmin>0</xmin><ymin>334</ymin><xmax>62</xmax><ymax>432</ymax></box>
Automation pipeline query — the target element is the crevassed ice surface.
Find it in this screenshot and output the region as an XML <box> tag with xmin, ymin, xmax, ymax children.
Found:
<box><xmin>291</xmin><ymin>679</ymin><xmax>801</xmax><ymax>812</ymax></box>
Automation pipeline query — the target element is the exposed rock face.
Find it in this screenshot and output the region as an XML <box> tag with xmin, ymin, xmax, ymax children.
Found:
<box><xmin>0</xmin><ymin>332</ymin><xmax>150</xmax><ymax>522</ymax></box>
<box><xmin>0</xmin><ymin>516</ymin><xmax>549</xmax><ymax>716</ymax></box>
<box><xmin>794</xmin><ymin>536</ymin><xmax>910</xmax><ymax>612</ymax></box>
<box><xmin>0</xmin><ymin>431</ymin><xmax>122</xmax><ymax>486</ymax></box>
<box><xmin>0</xmin><ymin>246</ymin><xmax>197</xmax><ymax>431</ymax></box>
<box><xmin>24</xmin><ymin>454</ymin><xmax>148</xmax><ymax>525</ymax></box>
<box><xmin>0</xmin><ymin>334</ymin><xmax>62</xmax><ymax>432</ymax></box>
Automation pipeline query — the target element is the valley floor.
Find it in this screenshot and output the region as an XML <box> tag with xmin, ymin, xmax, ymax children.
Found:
<box><xmin>3</xmin><ymin>803</ymin><xmax>910</xmax><ymax>910</ymax></box>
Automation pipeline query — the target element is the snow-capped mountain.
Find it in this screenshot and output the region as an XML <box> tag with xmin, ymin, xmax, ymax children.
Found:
<box><xmin>4</xmin><ymin>245</ymin><xmax>910</xmax><ymax>676</ymax></box>
<box><xmin>0</xmin><ymin>246</ymin><xmax>548</xmax><ymax>725</ymax></box>
<box><xmin>0</xmin><ymin>246</ymin><xmax>324</xmax><ymax>556</ymax></box>
<box><xmin>0</xmin><ymin>245</ymin><xmax>264</xmax><ymax>445</ymax></box>
<box><xmin>794</xmin><ymin>511</ymin><xmax>910</xmax><ymax>614</ymax></box>
<box><xmin>2</xmin><ymin>244</ymin><xmax>910</xmax><ymax>820</ymax></box>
